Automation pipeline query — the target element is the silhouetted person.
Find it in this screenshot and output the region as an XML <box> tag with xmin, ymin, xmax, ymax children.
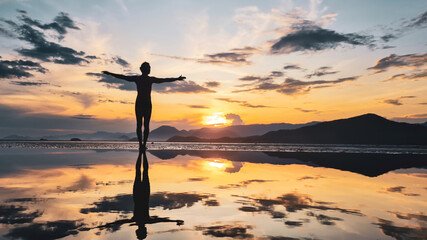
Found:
<box><xmin>103</xmin><ymin>62</ymin><xmax>185</xmax><ymax>149</ymax></box>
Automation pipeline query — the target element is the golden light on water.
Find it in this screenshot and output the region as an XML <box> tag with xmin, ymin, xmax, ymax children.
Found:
<box><xmin>208</xmin><ymin>160</ymin><xmax>226</xmax><ymax>169</ymax></box>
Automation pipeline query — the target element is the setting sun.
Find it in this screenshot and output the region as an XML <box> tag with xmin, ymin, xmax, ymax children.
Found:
<box><xmin>203</xmin><ymin>113</ymin><xmax>231</xmax><ymax>127</ymax></box>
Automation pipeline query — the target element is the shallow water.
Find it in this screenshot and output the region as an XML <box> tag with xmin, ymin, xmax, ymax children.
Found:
<box><xmin>0</xmin><ymin>147</ymin><xmax>426</xmax><ymax>240</ymax></box>
<box><xmin>1</xmin><ymin>141</ymin><xmax>427</xmax><ymax>154</ymax></box>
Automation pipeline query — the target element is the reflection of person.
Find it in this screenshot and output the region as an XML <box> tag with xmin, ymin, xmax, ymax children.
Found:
<box><xmin>133</xmin><ymin>150</ymin><xmax>183</xmax><ymax>239</ymax></box>
<box><xmin>103</xmin><ymin>62</ymin><xmax>185</xmax><ymax>149</ymax></box>
<box><xmin>89</xmin><ymin>150</ymin><xmax>183</xmax><ymax>238</ymax></box>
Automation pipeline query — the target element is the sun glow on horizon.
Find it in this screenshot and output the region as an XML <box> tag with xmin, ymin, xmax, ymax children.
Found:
<box><xmin>202</xmin><ymin>112</ymin><xmax>231</xmax><ymax>127</ymax></box>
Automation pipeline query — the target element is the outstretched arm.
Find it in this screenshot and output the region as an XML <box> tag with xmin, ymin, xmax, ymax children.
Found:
<box><xmin>152</xmin><ymin>75</ymin><xmax>186</xmax><ymax>84</ymax></box>
<box><xmin>102</xmin><ymin>71</ymin><xmax>136</xmax><ymax>82</ymax></box>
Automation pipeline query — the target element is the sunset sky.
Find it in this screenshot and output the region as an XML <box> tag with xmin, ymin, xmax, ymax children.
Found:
<box><xmin>0</xmin><ymin>0</ymin><xmax>426</xmax><ymax>137</ymax></box>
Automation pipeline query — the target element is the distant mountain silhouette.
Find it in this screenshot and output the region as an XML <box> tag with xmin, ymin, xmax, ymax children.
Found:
<box><xmin>168</xmin><ymin>114</ymin><xmax>427</xmax><ymax>145</ymax></box>
<box><xmin>24</xmin><ymin>122</ymin><xmax>316</xmax><ymax>141</ymax></box>
<box><xmin>1</xmin><ymin>135</ymin><xmax>35</xmax><ymax>140</ymax></box>
<box><xmin>41</xmin><ymin>131</ymin><xmax>135</xmax><ymax>141</ymax></box>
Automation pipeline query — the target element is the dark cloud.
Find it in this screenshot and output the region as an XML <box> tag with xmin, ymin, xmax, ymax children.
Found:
<box><xmin>386</xmin><ymin>186</ymin><xmax>405</xmax><ymax>192</ymax></box>
<box><xmin>95</xmin><ymin>180</ymin><xmax>132</xmax><ymax>186</ymax></box>
<box><xmin>389</xmin><ymin>211</ymin><xmax>427</xmax><ymax>222</ymax></box>
<box><xmin>374</xmin><ymin>218</ymin><xmax>427</xmax><ymax>240</ymax></box>
<box><xmin>203</xmin><ymin>199</ymin><xmax>220</xmax><ymax>206</ymax></box>
<box><xmin>225</xmin><ymin>161</ymin><xmax>244</xmax><ymax>173</ymax></box>
<box><xmin>85</xmin><ymin>55</ymin><xmax>98</xmax><ymax>60</ymax></box>
<box><xmin>187</xmin><ymin>177</ymin><xmax>208</xmax><ymax>182</ymax></box>
<box><xmin>385</xmin><ymin>186</ymin><xmax>419</xmax><ymax>196</ymax></box>
<box><xmin>80</xmin><ymin>194</ymin><xmax>133</xmax><ymax>214</ymax></box>
<box><xmin>19</xmin><ymin>12</ymin><xmax>79</xmax><ymax>39</ymax></box>
<box><xmin>17</xmin><ymin>9</ymin><xmax>28</xmax><ymax>14</ymax></box>
<box><xmin>234</xmin><ymin>192</ymin><xmax>362</xmax><ymax>224</ymax></box>
<box><xmin>238</xmin><ymin>75</ymin><xmax>272</xmax><ymax>81</ymax></box>
<box><xmin>113</xmin><ymin>56</ymin><xmax>130</xmax><ymax>67</ymax></box>
<box><xmin>71</xmin><ymin>114</ymin><xmax>96</xmax><ymax>120</ymax></box>
<box><xmin>0</xmin><ymin>59</ymin><xmax>47</xmax><ymax>79</ymax></box>
<box><xmin>225</xmin><ymin>113</ymin><xmax>244</xmax><ymax>125</ymax></box>
<box><xmin>382</xmin><ymin>96</ymin><xmax>415</xmax><ymax>106</ymax></box>
<box><xmin>368</xmin><ymin>53</ymin><xmax>427</xmax><ymax>73</ymax></box>
<box><xmin>283</xmin><ymin>64</ymin><xmax>303</xmax><ymax>70</ymax></box>
<box><xmin>305</xmin><ymin>66</ymin><xmax>338</xmax><ymax>78</ymax></box>
<box><xmin>236</xmin><ymin>68</ymin><xmax>357</xmax><ymax>95</ymax></box>
<box><xmin>1</xmin><ymin>12</ymin><xmax>89</xmax><ymax>65</ymax></box>
<box><xmin>294</xmin><ymin>108</ymin><xmax>317</xmax><ymax>113</ymax></box>
<box><xmin>80</xmin><ymin>192</ymin><xmax>216</xmax><ymax>214</ymax></box>
<box><xmin>406</xmin><ymin>11</ymin><xmax>427</xmax><ymax>28</ymax></box>
<box><xmin>307</xmin><ymin>212</ymin><xmax>342</xmax><ymax>226</ymax></box>
<box><xmin>297</xmin><ymin>175</ymin><xmax>324</xmax><ymax>181</ymax></box>
<box><xmin>0</xmin><ymin>204</ymin><xmax>43</xmax><ymax>224</ymax></box>
<box><xmin>384</xmin><ymin>69</ymin><xmax>427</xmax><ymax>81</ymax></box>
<box><xmin>216</xmin><ymin>98</ymin><xmax>270</xmax><ymax>108</ymax></box>
<box><xmin>284</xmin><ymin>221</ymin><xmax>303</xmax><ymax>227</ymax></box>
<box><xmin>201</xmin><ymin>46</ymin><xmax>260</xmax><ymax>65</ymax></box>
<box><xmin>151</xmin><ymin>192</ymin><xmax>215</xmax><ymax>210</ymax></box>
<box><xmin>205</xmin><ymin>81</ymin><xmax>220</xmax><ymax>87</ymax></box>
<box><xmin>218</xmin><ymin>179</ymin><xmax>273</xmax><ymax>189</ymax></box>
<box><xmin>98</xmin><ymin>98</ymin><xmax>133</xmax><ymax>104</ymax></box>
<box><xmin>270</xmin><ymin>71</ymin><xmax>284</xmax><ymax>77</ymax></box>
<box><xmin>10</xmin><ymin>80</ymin><xmax>49</xmax><ymax>86</ymax></box>
<box><xmin>5</xmin><ymin>198</ymin><xmax>45</xmax><ymax>203</ymax></box>
<box><xmin>187</xmin><ymin>104</ymin><xmax>209</xmax><ymax>109</ymax></box>
<box><xmin>275</xmin><ymin>76</ymin><xmax>359</xmax><ymax>95</ymax></box>
<box><xmin>271</xmin><ymin>24</ymin><xmax>374</xmax><ymax>54</ymax></box>
<box><xmin>195</xmin><ymin>223</ymin><xmax>254</xmax><ymax>239</ymax></box>
<box><xmin>5</xmin><ymin>220</ymin><xmax>84</xmax><ymax>240</ymax></box>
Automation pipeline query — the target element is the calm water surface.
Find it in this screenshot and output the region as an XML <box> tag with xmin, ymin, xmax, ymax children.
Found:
<box><xmin>0</xmin><ymin>146</ymin><xmax>426</xmax><ymax>240</ymax></box>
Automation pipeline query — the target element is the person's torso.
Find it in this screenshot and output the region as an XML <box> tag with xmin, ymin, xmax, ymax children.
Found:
<box><xmin>135</xmin><ymin>76</ymin><xmax>153</xmax><ymax>102</ymax></box>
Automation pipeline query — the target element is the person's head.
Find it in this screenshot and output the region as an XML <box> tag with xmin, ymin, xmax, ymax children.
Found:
<box><xmin>140</xmin><ymin>62</ymin><xmax>151</xmax><ymax>75</ymax></box>
<box><xmin>136</xmin><ymin>225</ymin><xmax>147</xmax><ymax>239</ymax></box>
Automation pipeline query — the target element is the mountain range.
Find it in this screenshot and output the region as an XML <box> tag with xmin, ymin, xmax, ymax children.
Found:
<box><xmin>1</xmin><ymin>121</ymin><xmax>317</xmax><ymax>141</ymax></box>
<box><xmin>168</xmin><ymin>113</ymin><xmax>427</xmax><ymax>145</ymax></box>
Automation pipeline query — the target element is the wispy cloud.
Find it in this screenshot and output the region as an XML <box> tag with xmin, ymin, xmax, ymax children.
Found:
<box><xmin>10</xmin><ymin>80</ymin><xmax>49</xmax><ymax>86</ymax></box>
<box><xmin>152</xmin><ymin>46</ymin><xmax>260</xmax><ymax>65</ymax></box>
<box><xmin>381</xmin><ymin>96</ymin><xmax>416</xmax><ymax>106</ymax></box>
<box><xmin>187</xmin><ymin>105</ymin><xmax>209</xmax><ymax>109</ymax></box>
<box><xmin>368</xmin><ymin>53</ymin><xmax>427</xmax><ymax>73</ymax></box>
<box><xmin>305</xmin><ymin>66</ymin><xmax>338</xmax><ymax>78</ymax></box>
<box><xmin>236</xmin><ymin>76</ymin><xmax>359</xmax><ymax>95</ymax></box>
<box><xmin>216</xmin><ymin>97</ymin><xmax>270</xmax><ymax>108</ymax></box>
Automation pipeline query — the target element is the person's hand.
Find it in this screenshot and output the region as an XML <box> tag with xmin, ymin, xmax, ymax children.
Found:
<box><xmin>178</xmin><ymin>75</ymin><xmax>186</xmax><ymax>81</ymax></box>
<box><xmin>102</xmin><ymin>71</ymin><xmax>111</xmax><ymax>75</ymax></box>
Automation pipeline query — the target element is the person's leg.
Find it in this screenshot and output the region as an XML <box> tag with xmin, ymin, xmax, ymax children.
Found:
<box><xmin>142</xmin><ymin>104</ymin><xmax>152</xmax><ymax>148</ymax></box>
<box><xmin>135</xmin><ymin>103</ymin><xmax>143</xmax><ymax>149</ymax></box>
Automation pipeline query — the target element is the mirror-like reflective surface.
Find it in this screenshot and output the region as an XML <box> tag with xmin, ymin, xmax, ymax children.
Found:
<box><xmin>0</xmin><ymin>147</ymin><xmax>426</xmax><ymax>240</ymax></box>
